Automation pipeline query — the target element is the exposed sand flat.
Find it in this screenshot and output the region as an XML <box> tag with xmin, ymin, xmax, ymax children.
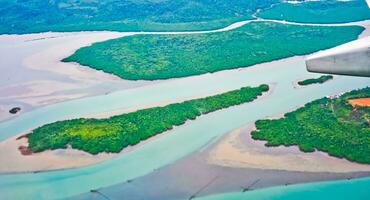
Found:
<box><xmin>0</xmin><ymin>32</ymin><xmax>152</xmax><ymax>122</ymax></box>
<box><xmin>349</xmin><ymin>97</ymin><xmax>370</xmax><ymax>107</ymax></box>
<box><xmin>1</xmin><ymin>19</ymin><xmax>369</xmax><ymax>123</ymax></box>
<box><xmin>22</xmin><ymin>32</ymin><xmax>130</xmax><ymax>79</ymax></box>
<box><xmin>70</xmin><ymin>128</ymin><xmax>370</xmax><ymax>200</ymax></box>
<box><xmin>0</xmin><ymin>19</ymin><xmax>261</xmax><ymax>122</ymax></box>
<box><xmin>208</xmin><ymin>123</ymin><xmax>370</xmax><ymax>173</ymax></box>
<box><xmin>0</xmin><ymin>120</ymin><xmax>198</xmax><ymax>173</ymax></box>
<box><xmin>0</xmin><ymin>18</ymin><xmax>369</xmax><ymax>174</ymax></box>
<box><xmin>0</xmin><ymin>124</ymin><xmax>169</xmax><ymax>173</ymax></box>
<box><xmin>0</xmin><ymin>133</ymin><xmax>116</xmax><ymax>173</ymax></box>
<box><xmin>0</xmin><ymin>19</ymin><xmax>262</xmax><ymax>120</ymax></box>
<box><xmin>0</xmin><ymin>87</ymin><xmax>272</xmax><ymax>174</ymax></box>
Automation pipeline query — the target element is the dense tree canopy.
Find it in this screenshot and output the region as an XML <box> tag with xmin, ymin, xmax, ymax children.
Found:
<box><xmin>1</xmin><ymin>0</ymin><xmax>369</xmax><ymax>34</ymax></box>
<box><xmin>258</xmin><ymin>0</ymin><xmax>370</xmax><ymax>24</ymax></box>
<box><xmin>28</xmin><ymin>84</ymin><xmax>269</xmax><ymax>154</ymax></box>
<box><xmin>252</xmin><ymin>87</ymin><xmax>370</xmax><ymax>164</ymax></box>
<box><xmin>0</xmin><ymin>0</ymin><xmax>276</xmax><ymax>34</ymax></box>
<box><xmin>298</xmin><ymin>75</ymin><xmax>333</xmax><ymax>86</ymax></box>
<box><xmin>63</xmin><ymin>22</ymin><xmax>363</xmax><ymax>80</ymax></box>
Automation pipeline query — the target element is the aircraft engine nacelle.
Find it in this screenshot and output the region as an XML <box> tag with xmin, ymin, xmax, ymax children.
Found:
<box><xmin>306</xmin><ymin>36</ymin><xmax>370</xmax><ymax>77</ymax></box>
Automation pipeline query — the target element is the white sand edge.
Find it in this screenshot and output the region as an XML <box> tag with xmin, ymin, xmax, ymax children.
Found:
<box><xmin>207</xmin><ymin>123</ymin><xmax>370</xmax><ymax>173</ymax></box>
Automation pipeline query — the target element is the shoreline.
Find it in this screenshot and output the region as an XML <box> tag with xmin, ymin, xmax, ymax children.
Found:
<box><xmin>292</xmin><ymin>75</ymin><xmax>336</xmax><ymax>89</ymax></box>
<box><xmin>1</xmin><ymin>18</ymin><xmax>368</xmax><ymax>123</ymax></box>
<box><xmin>69</xmin><ymin>121</ymin><xmax>370</xmax><ymax>199</ymax></box>
<box><xmin>68</xmin><ymin>98</ymin><xmax>370</xmax><ymax>199</ymax></box>
<box><xmin>0</xmin><ymin>31</ymin><xmax>156</xmax><ymax>122</ymax></box>
<box><xmin>85</xmin><ymin>82</ymin><xmax>275</xmax><ymax>119</ymax></box>
<box><xmin>57</xmin><ymin>19</ymin><xmax>370</xmax><ymax>82</ymax></box>
<box><xmin>0</xmin><ymin>17</ymin><xmax>370</xmax><ymax>175</ymax></box>
<box><xmin>0</xmin><ymin>49</ymin><xmax>368</xmax><ymax>174</ymax></box>
<box><xmin>0</xmin><ymin>11</ymin><xmax>369</xmax><ymax>200</ymax></box>
<box><xmin>0</xmin><ymin>56</ymin><xmax>369</xmax><ymax>200</ymax></box>
<box><xmin>1</xmin><ymin>18</ymin><xmax>369</xmax><ymax>37</ymax></box>
<box><xmin>207</xmin><ymin>123</ymin><xmax>370</xmax><ymax>173</ymax></box>
<box><xmin>0</xmin><ymin>85</ymin><xmax>273</xmax><ymax>174</ymax></box>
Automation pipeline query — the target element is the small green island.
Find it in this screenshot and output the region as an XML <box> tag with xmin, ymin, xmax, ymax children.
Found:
<box><xmin>298</xmin><ymin>75</ymin><xmax>334</xmax><ymax>86</ymax></box>
<box><xmin>28</xmin><ymin>84</ymin><xmax>269</xmax><ymax>154</ymax></box>
<box><xmin>251</xmin><ymin>87</ymin><xmax>370</xmax><ymax>164</ymax></box>
<box><xmin>63</xmin><ymin>22</ymin><xmax>363</xmax><ymax>80</ymax></box>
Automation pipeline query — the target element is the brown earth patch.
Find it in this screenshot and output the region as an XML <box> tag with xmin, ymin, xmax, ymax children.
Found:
<box><xmin>349</xmin><ymin>98</ymin><xmax>370</xmax><ymax>107</ymax></box>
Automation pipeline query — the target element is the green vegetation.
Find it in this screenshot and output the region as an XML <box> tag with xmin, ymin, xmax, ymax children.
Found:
<box><xmin>251</xmin><ymin>87</ymin><xmax>370</xmax><ymax>164</ymax></box>
<box><xmin>258</xmin><ymin>0</ymin><xmax>370</xmax><ymax>24</ymax></box>
<box><xmin>298</xmin><ymin>75</ymin><xmax>333</xmax><ymax>86</ymax></box>
<box><xmin>63</xmin><ymin>22</ymin><xmax>363</xmax><ymax>80</ymax></box>
<box><xmin>0</xmin><ymin>0</ymin><xmax>277</xmax><ymax>34</ymax></box>
<box><xmin>28</xmin><ymin>84</ymin><xmax>269</xmax><ymax>154</ymax></box>
<box><xmin>1</xmin><ymin>0</ymin><xmax>368</xmax><ymax>34</ymax></box>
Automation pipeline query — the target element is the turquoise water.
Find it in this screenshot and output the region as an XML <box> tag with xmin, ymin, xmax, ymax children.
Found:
<box><xmin>0</xmin><ymin>57</ymin><xmax>306</xmax><ymax>141</ymax></box>
<box><xmin>0</xmin><ymin>57</ymin><xmax>369</xmax><ymax>199</ymax></box>
<box><xmin>197</xmin><ymin>177</ymin><xmax>370</xmax><ymax>200</ymax></box>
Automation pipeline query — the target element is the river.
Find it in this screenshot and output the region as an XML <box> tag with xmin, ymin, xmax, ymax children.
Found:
<box><xmin>197</xmin><ymin>177</ymin><xmax>370</xmax><ymax>200</ymax></box>
<box><xmin>0</xmin><ymin>19</ymin><xmax>369</xmax><ymax>200</ymax></box>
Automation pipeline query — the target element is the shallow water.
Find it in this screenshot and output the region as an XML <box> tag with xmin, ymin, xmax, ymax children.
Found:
<box><xmin>0</xmin><ymin>55</ymin><xmax>369</xmax><ymax>199</ymax></box>
<box><xmin>197</xmin><ymin>177</ymin><xmax>370</xmax><ymax>200</ymax></box>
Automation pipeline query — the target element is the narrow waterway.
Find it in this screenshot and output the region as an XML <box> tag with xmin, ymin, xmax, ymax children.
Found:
<box><xmin>0</xmin><ymin>19</ymin><xmax>369</xmax><ymax>200</ymax></box>
<box><xmin>0</xmin><ymin>56</ymin><xmax>368</xmax><ymax>199</ymax></box>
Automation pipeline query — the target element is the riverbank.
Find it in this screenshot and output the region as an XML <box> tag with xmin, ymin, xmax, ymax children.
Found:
<box><xmin>0</xmin><ymin>20</ymin><xmax>257</xmax><ymax>122</ymax></box>
<box><xmin>0</xmin><ymin>54</ymin><xmax>369</xmax><ymax>200</ymax></box>
<box><xmin>63</xmin><ymin>21</ymin><xmax>363</xmax><ymax>80</ymax></box>
<box><xmin>0</xmin><ymin>133</ymin><xmax>115</xmax><ymax>174</ymax></box>
<box><xmin>70</xmin><ymin>122</ymin><xmax>370</xmax><ymax>200</ymax></box>
<box><xmin>0</xmin><ymin>18</ymin><xmax>369</xmax><ymax>199</ymax></box>
<box><xmin>0</xmin><ymin>31</ymin><xmax>154</xmax><ymax>122</ymax></box>
<box><xmin>69</xmin><ymin>107</ymin><xmax>370</xmax><ymax>199</ymax></box>
<box><xmin>0</xmin><ymin>49</ymin><xmax>367</xmax><ymax>173</ymax></box>
<box><xmin>0</xmin><ymin>85</ymin><xmax>272</xmax><ymax>173</ymax></box>
<box><xmin>292</xmin><ymin>75</ymin><xmax>335</xmax><ymax>89</ymax></box>
<box><xmin>208</xmin><ymin>123</ymin><xmax>370</xmax><ymax>173</ymax></box>
<box><xmin>1</xmin><ymin>19</ymin><xmax>369</xmax><ymax>122</ymax></box>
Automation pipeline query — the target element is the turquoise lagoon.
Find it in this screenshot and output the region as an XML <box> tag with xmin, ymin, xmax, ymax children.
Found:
<box><xmin>0</xmin><ymin>57</ymin><xmax>369</xmax><ymax>199</ymax></box>
<box><xmin>198</xmin><ymin>177</ymin><xmax>370</xmax><ymax>200</ymax></box>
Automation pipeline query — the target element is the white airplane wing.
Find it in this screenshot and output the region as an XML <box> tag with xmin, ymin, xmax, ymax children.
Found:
<box><xmin>306</xmin><ymin>36</ymin><xmax>370</xmax><ymax>77</ymax></box>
